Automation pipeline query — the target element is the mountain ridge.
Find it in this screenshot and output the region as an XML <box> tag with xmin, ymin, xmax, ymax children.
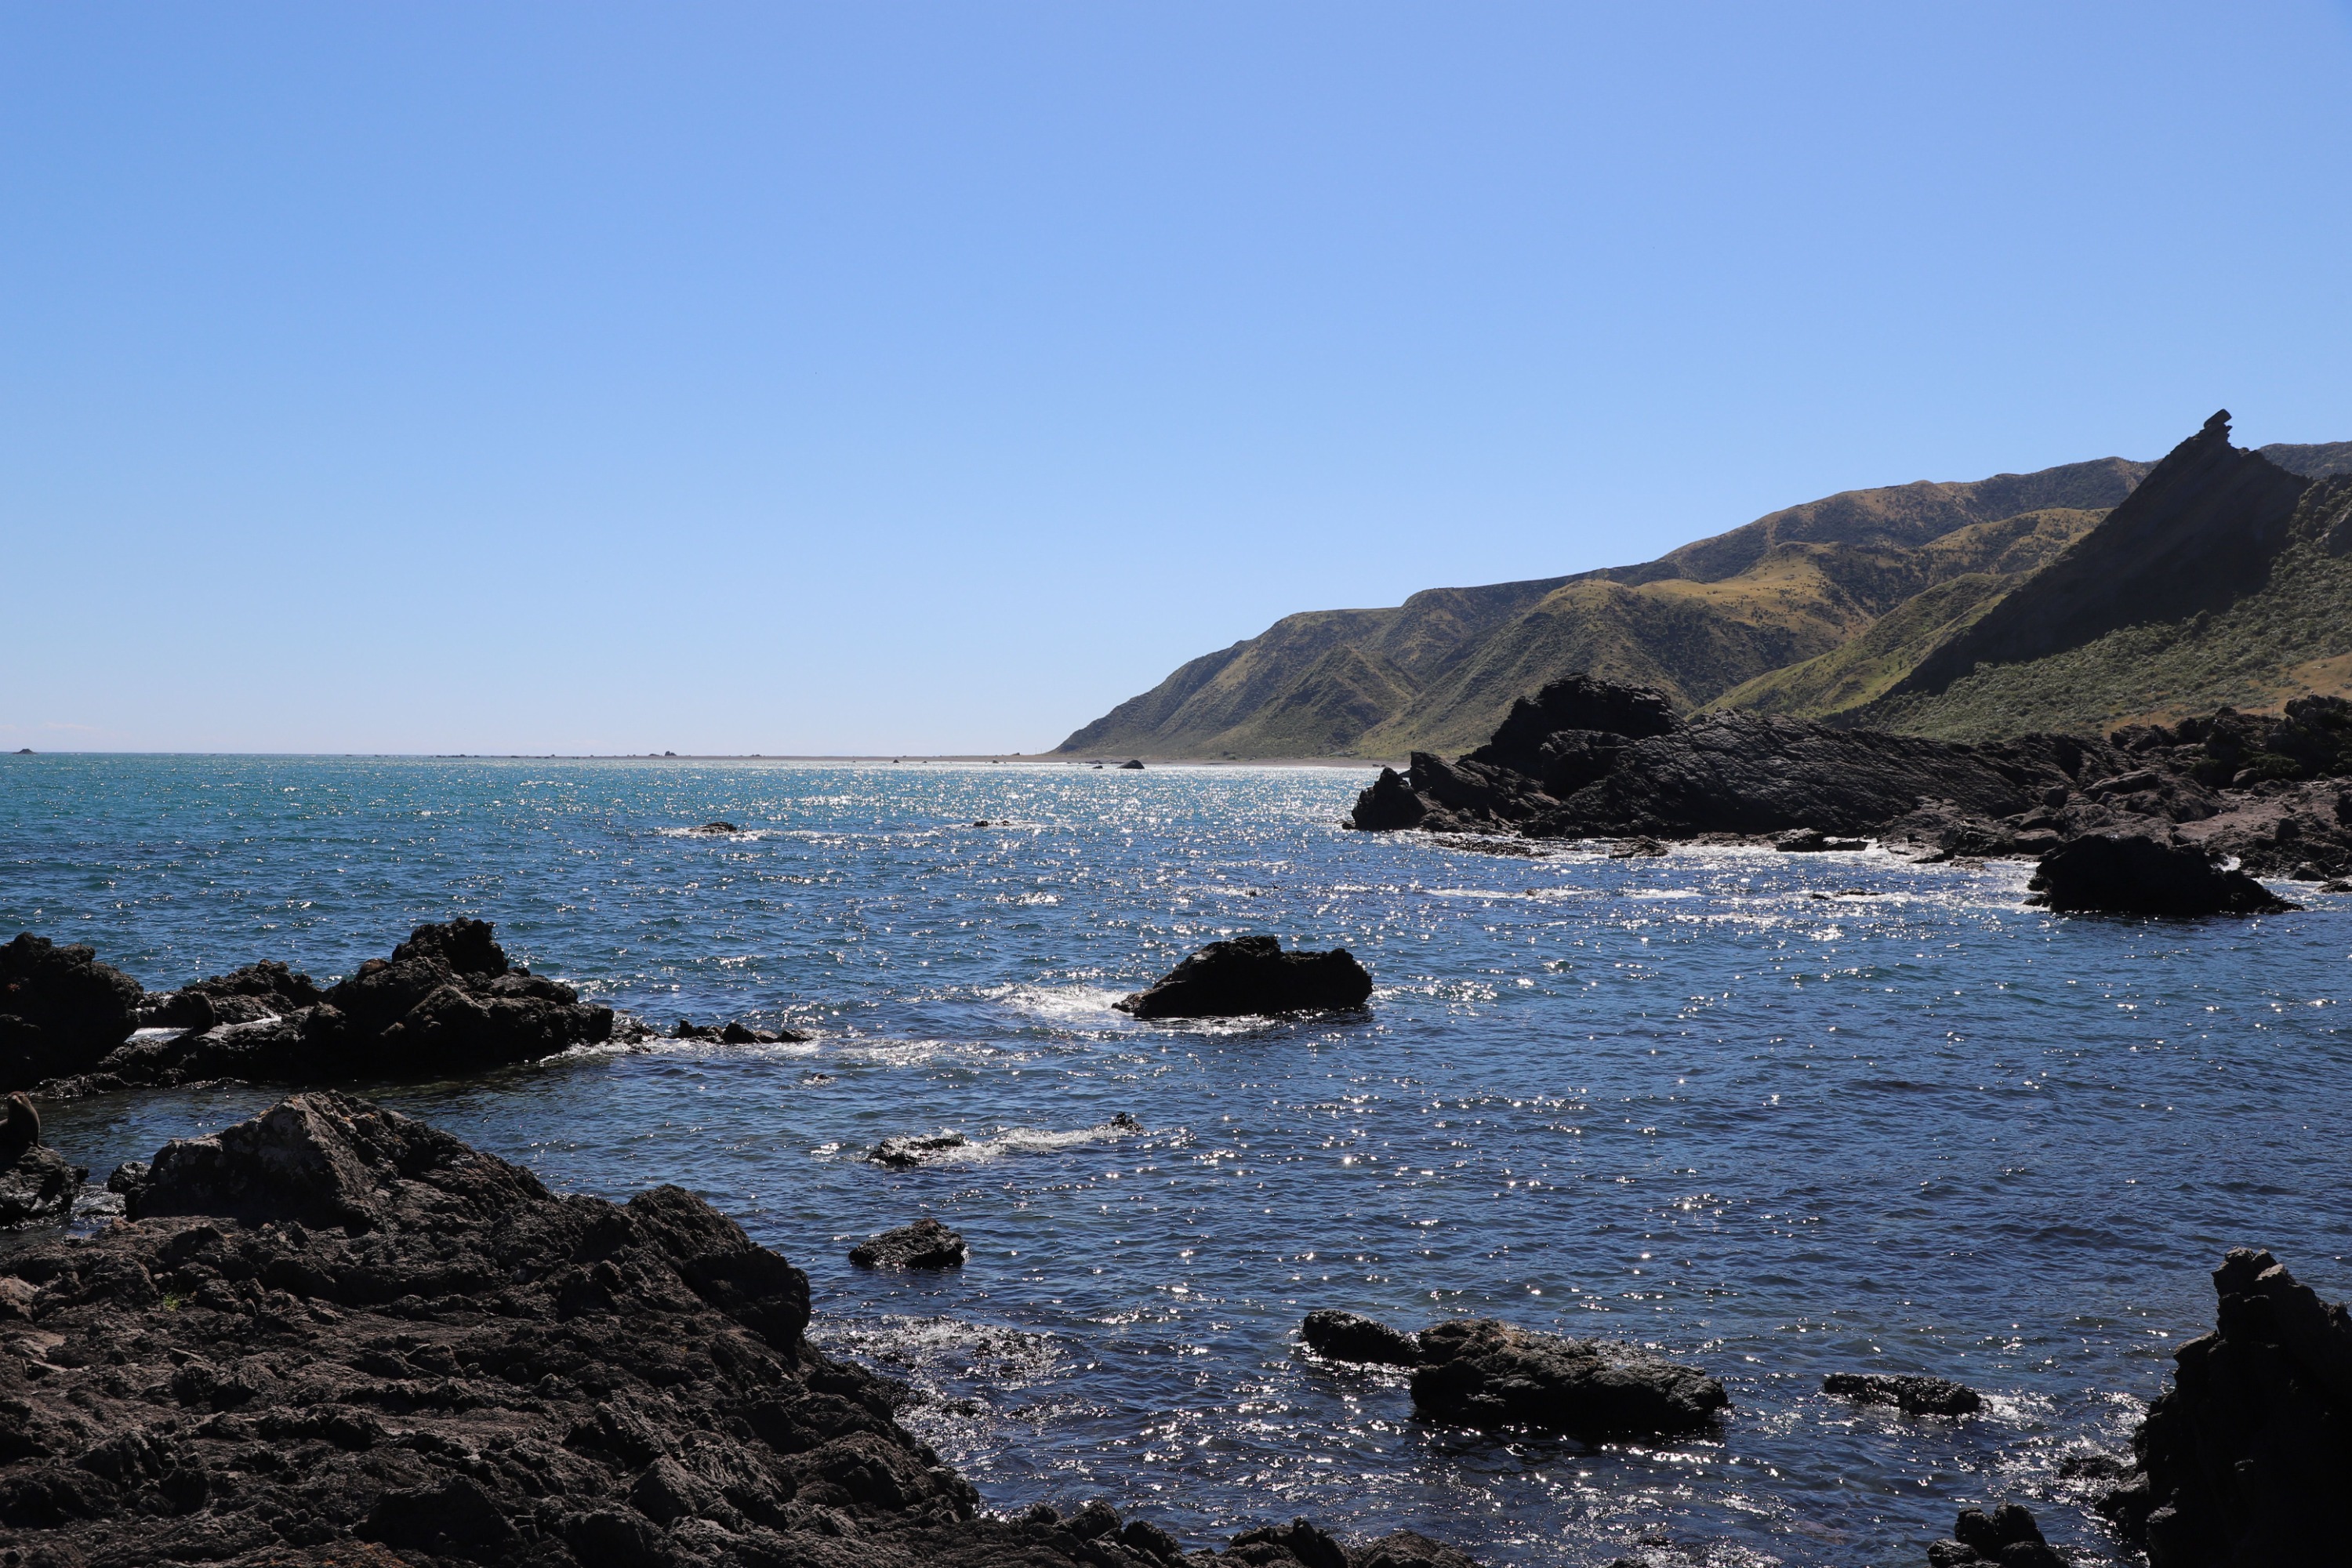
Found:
<box><xmin>1060</xmin><ymin>424</ymin><xmax>2352</xmax><ymax>758</ymax></box>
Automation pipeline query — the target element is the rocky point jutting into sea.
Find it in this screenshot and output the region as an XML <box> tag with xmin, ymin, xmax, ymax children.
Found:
<box><xmin>1348</xmin><ymin>673</ymin><xmax>2350</xmax><ymax>914</ymax></box>
<box><xmin>2</xmin><ymin>749</ymin><xmax>2348</xmax><ymax>1565</ymax></box>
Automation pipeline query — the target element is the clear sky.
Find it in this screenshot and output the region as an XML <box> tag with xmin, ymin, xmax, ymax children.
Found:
<box><xmin>5</xmin><ymin>2</ymin><xmax>2351</xmax><ymax>755</ymax></box>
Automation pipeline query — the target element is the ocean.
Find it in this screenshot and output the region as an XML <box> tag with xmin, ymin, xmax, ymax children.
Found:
<box><xmin>4</xmin><ymin>753</ymin><xmax>2347</xmax><ymax>1566</ymax></box>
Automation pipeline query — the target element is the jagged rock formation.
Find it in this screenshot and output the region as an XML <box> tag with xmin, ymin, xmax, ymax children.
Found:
<box><xmin>1409</xmin><ymin>1319</ymin><xmax>1728</xmax><ymax>1439</ymax></box>
<box><xmin>0</xmin><ymin>1094</ymin><xmax>1472</xmax><ymax>1568</ymax></box>
<box><xmin>13</xmin><ymin>920</ymin><xmax>615</xmax><ymax>1098</ymax></box>
<box><xmin>1113</xmin><ymin>937</ymin><xmax>1373</xmax><ymax>1019</ymax></box>
<box><xmin>2099</xmin><ymin>1249</ymin><xmax>2352</xmax><ymax>1566</ymax></box>
<box><xmin>0</xmin><ymin>935</ymin><xmax>145</xmax><ymax>1090</ymax></box>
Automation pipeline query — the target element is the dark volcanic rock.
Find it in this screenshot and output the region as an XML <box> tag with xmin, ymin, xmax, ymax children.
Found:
<box><xmin>1119</xmin><ymin>759</ymin><xmax>1145</xmax><ymax>770</ymax></box>
<box><xmin>1822</xmin><ymin>1371</ymin><xmax>1981</xmax><ymax>1417</ymax></box>
<box><xmin>140</xmin><ymin>960</ymin><xmax>325</xmax><ymax>1031</ymax></box>
<box><xmin>1773</xmin><ymin>828</ymin><xmax>1868</xmax><ymax>853</ymax></box>
<box><xmin>2027</xmin><ymin>833</ymin><xmax>2294</xmax><ymax>916</ymax></box>
<box><xmin>1301</xmin><ymin>1310</ymin><xmax>1421</xmax><ymax>1367</ymax></box>
<box><xmin>1114</xmin><ymin>936</ymin><xmax>1373</xmax><ymax>1019</ymax></box>
<box><xmin>1352</xmin><ymin>768</ymin><xmax>1428</xmax><ymax>831</ymax></box>
<box><xmin>1461</xmin><ymin>675</ymin><xmax>1679</xmax><ymax>778</ymax></box>
<box><xmin>849</xmin><ymin>1218</ymin><xmax>968</xmax><ymax>1269</ymax></box>
<box><xmin>865</xmin><ymin>1133</ymin><xmax>970</xmax><ymax>1169</ymax></box>
<box><xmin>1924</xmin><ymin>1503</ymin><xmax>2063</xmax><ymax>1566</ymax></box>
<box><xmin>0</xmin><ymin>1145</ymin><xmax>83</xmax><ymax>1227</ymax></box>
<box><xmin>0</xmin><ymin>933</ymin><xmax>144</xmax><ymax>1089</ymax></box>
<box><xmin>0</xmin><ymin>1093</ymin><xmax>1456</xmax><ymax>1568</ymax></box>
<box><xmin>39</xmin><ymin>920</ymin><xmax>615</xmax><ymax>1098</ymax></box>
<box><xmin>2098</xmin><ymin>1248</ymin><xmax>2352</xmax><ymax>1566</ymax></box>
<box><xmin>1409</xmin><ymin>1318</ymin><xmax>1727</xmax><ymax>1438</ymax></box>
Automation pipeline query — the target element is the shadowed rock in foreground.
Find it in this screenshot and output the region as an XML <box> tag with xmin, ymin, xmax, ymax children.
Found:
<box><xmin>0</xmin><ymin>1093</ymin><xmax>1474</xmax><ymax>1568</ymax></box>
<box><xmin>1923</xmin><ymin>1503</ymin><xmax>2063</xmax><ymax>1566</ymax></box>
<box><xmin>2098</xmin><ymin>1249</ymin><xmax>2352</xmax><ymax>1566</ymax></box>
<box><xmin>1115</xmin><ymin>936</ymin><xmax>1373</xmax><ymax>1019</ymax></box>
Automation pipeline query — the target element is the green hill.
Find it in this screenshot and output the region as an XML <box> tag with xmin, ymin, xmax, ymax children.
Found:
<box><xmin>1058</xmin><ymin>417</ymin><xmax>2352</xmax><ymax>760</ymax></box>
<box><xmin>1725</xmin><ymin>416</ymin><xmax>2352</xmax><ymax>740</ymax></box>
<box><xmin>1060</xmin><ymin>458</ymin><xmax>2147</xmax><ymax>757</ymax></box>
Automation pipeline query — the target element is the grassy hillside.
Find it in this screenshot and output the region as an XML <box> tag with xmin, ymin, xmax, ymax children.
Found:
<box><xmin>1058</xmin><ymin>459</ymin><xmax>2146</xmax><ymax>758</ymax></box>
<box><xmin>1868</xmin><ymin>474</ymin><xmax>2352</xmax><ymax>740</ymax></box>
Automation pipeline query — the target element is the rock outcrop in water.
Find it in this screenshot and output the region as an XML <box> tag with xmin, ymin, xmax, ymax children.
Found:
<box><xmin>1923</xmin><ymin>1503</ymin><xmax>2063</xmax><ymax>1566</ymax></box>
<box><xmin>1349</xmin><ymin>674</ymin><xmax>2343</xmax><ymax>913</ymax></box>
<box><xmin>0</xmin><ymin>935</ymin><xmax>146</xmax><ymax>1090</ymax></box>
<box><xmin>0</xmin><ymin>1094</ymin><xmax>1459</xmax><ymax>1568</ymax></box>
<box><xmin>1301</xmin><ymin>1311</ymin><xmax>1423</xmax><ymax>1367</ymax></box>
<box><xmin>849</xmin><ymin>1218</ymin><xmax>968</xmax><ymax>1269</ymax></box>
<box><xmin>26</xmin><ymin>920</ymin><xmax>615</xmax><ymax>1098</ymax></box>
<box><xmin>2026</xmin><ymin>833</ymin><xmax>2292</xmax><ymax>916</ymax></box>
<box><xmin>2097</xmin><ymin>1248</ymin><xmax>2351</xmax><ymax>1566</ymax></box>
<box><xmin>1410</xmin><ymin>1319</ymin><xmax>1727</xmax><ymax>1439</ymax></box>
<box><xmin>1821</xmin><ymin>1372</ymin><xmax>1981</xmax><ymax>1417</ymax></box>
<box><xmin>1114</xmin><ymin>937</ymin><xmax>1373</xmax><ymax>1019</ymax></box>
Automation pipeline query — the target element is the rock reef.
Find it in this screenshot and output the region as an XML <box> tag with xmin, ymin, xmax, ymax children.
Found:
<box><xmin>1114</xmin><ymin>937</ymin><xmax>1372</xmax><ymax>1019</ymax></box>
<box><xmin>1350</xmin><ymin>674</ymin><xmax>2346</xmax><ymax>914</ymax></box>
<box><xmin>32</xmin><ymin>920</ymin><xmax>614</xmax><ymax>1099</ymax></box>
<box><xmin>0</xmin><ymin>1094</ymin><xmax>1470</xmax><ymax>1568</ymax></box>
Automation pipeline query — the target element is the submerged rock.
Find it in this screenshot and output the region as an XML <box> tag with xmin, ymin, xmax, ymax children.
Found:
<box><xmin>2099</xmin><ymin>1248</ymin><xmax>2352</xmax><ymax>1566</ymax></box>
<box><xmin>1924</xmin><ymin>1504</ymin><xmax>2063</xmax><ymax>1566</ymax></box>
<box><xmin>866</xmin><ymin>1132</ymin><xmax>971</xmax><ymax>1169</ymax></box>
<box><xmin>1409</xmin><ymin>1318</ymin><xmax>1727</xmax><ymax>1438</ymax></box>
<box><xmin>1301</xmin><ymin>1309</ymin><xmax>1422</xmax><ymax>1367</ymax></box>
<box><xmin>0</xmin><ymin>932</ymin><xmax>145</xmax><ymax>1089</ymax></box>
<box><xmin>691</xmin><ymin>820</ymin><xmax>740</xmax><ymax>833</ymax></box>
<box><xmin>2027</xmin><ymin>833</ymin><xmax>2294</xmax><ymax>916</ymax></box>
<box><xmin>1822</xmin><ymin>1371</ymin><xmax>1981</xmax><ymax>1416</ymax></box>
<box><xmin>0</xmin><ymin>1093</ymin><xmax>1459</xmax><ymax>1568</ymax></box>
<box><xmin>849</xmin><ymin>1218</ymin><xmax>969</xmax><ymax>1269</ymax></box>
<box><xmin>1115</xmin><ymin>936</ymin><xmax>1373</xmax><ymax>1019</ymax></box>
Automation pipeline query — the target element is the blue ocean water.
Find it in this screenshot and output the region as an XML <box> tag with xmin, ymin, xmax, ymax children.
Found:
<box><xmin>4</xmin><ymin>753</ymin><xmax>2349</xmax><ymax>1566</ymax></box>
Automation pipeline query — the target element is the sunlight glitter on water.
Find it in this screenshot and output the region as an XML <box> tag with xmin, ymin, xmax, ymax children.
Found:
<box><xmin>5</xmin><ymin>755</ymin><xmax>2350</xmax><ymax>1564</ymax></box>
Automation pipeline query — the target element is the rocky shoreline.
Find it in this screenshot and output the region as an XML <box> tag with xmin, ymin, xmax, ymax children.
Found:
<box><xmin>0</xmin><ymin>1077</ymin><xmax>2332</xmax><ymax>1565</ymax></box>
<box><xmin>1350</xmin><ymin>674</ymin><xmax>2350</xmax><ymax>914</ymax></box>
<box><xmin>0</xmin><ymin>1094</ymin><xmax>1475</xmax><ymax>1568</ymax></box>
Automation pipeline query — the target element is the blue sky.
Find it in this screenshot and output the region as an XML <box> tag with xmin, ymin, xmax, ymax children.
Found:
<box><xmin>5</xmin><ymin>2</ymin><xmax>2350</xmax><ymax>754</ymax></box>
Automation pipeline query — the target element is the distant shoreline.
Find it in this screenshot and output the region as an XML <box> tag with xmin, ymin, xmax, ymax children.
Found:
<box><xmin>3</xmin><ymin>751</ymin><xmax>1390</xmax><ymax>768</ymax></box>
